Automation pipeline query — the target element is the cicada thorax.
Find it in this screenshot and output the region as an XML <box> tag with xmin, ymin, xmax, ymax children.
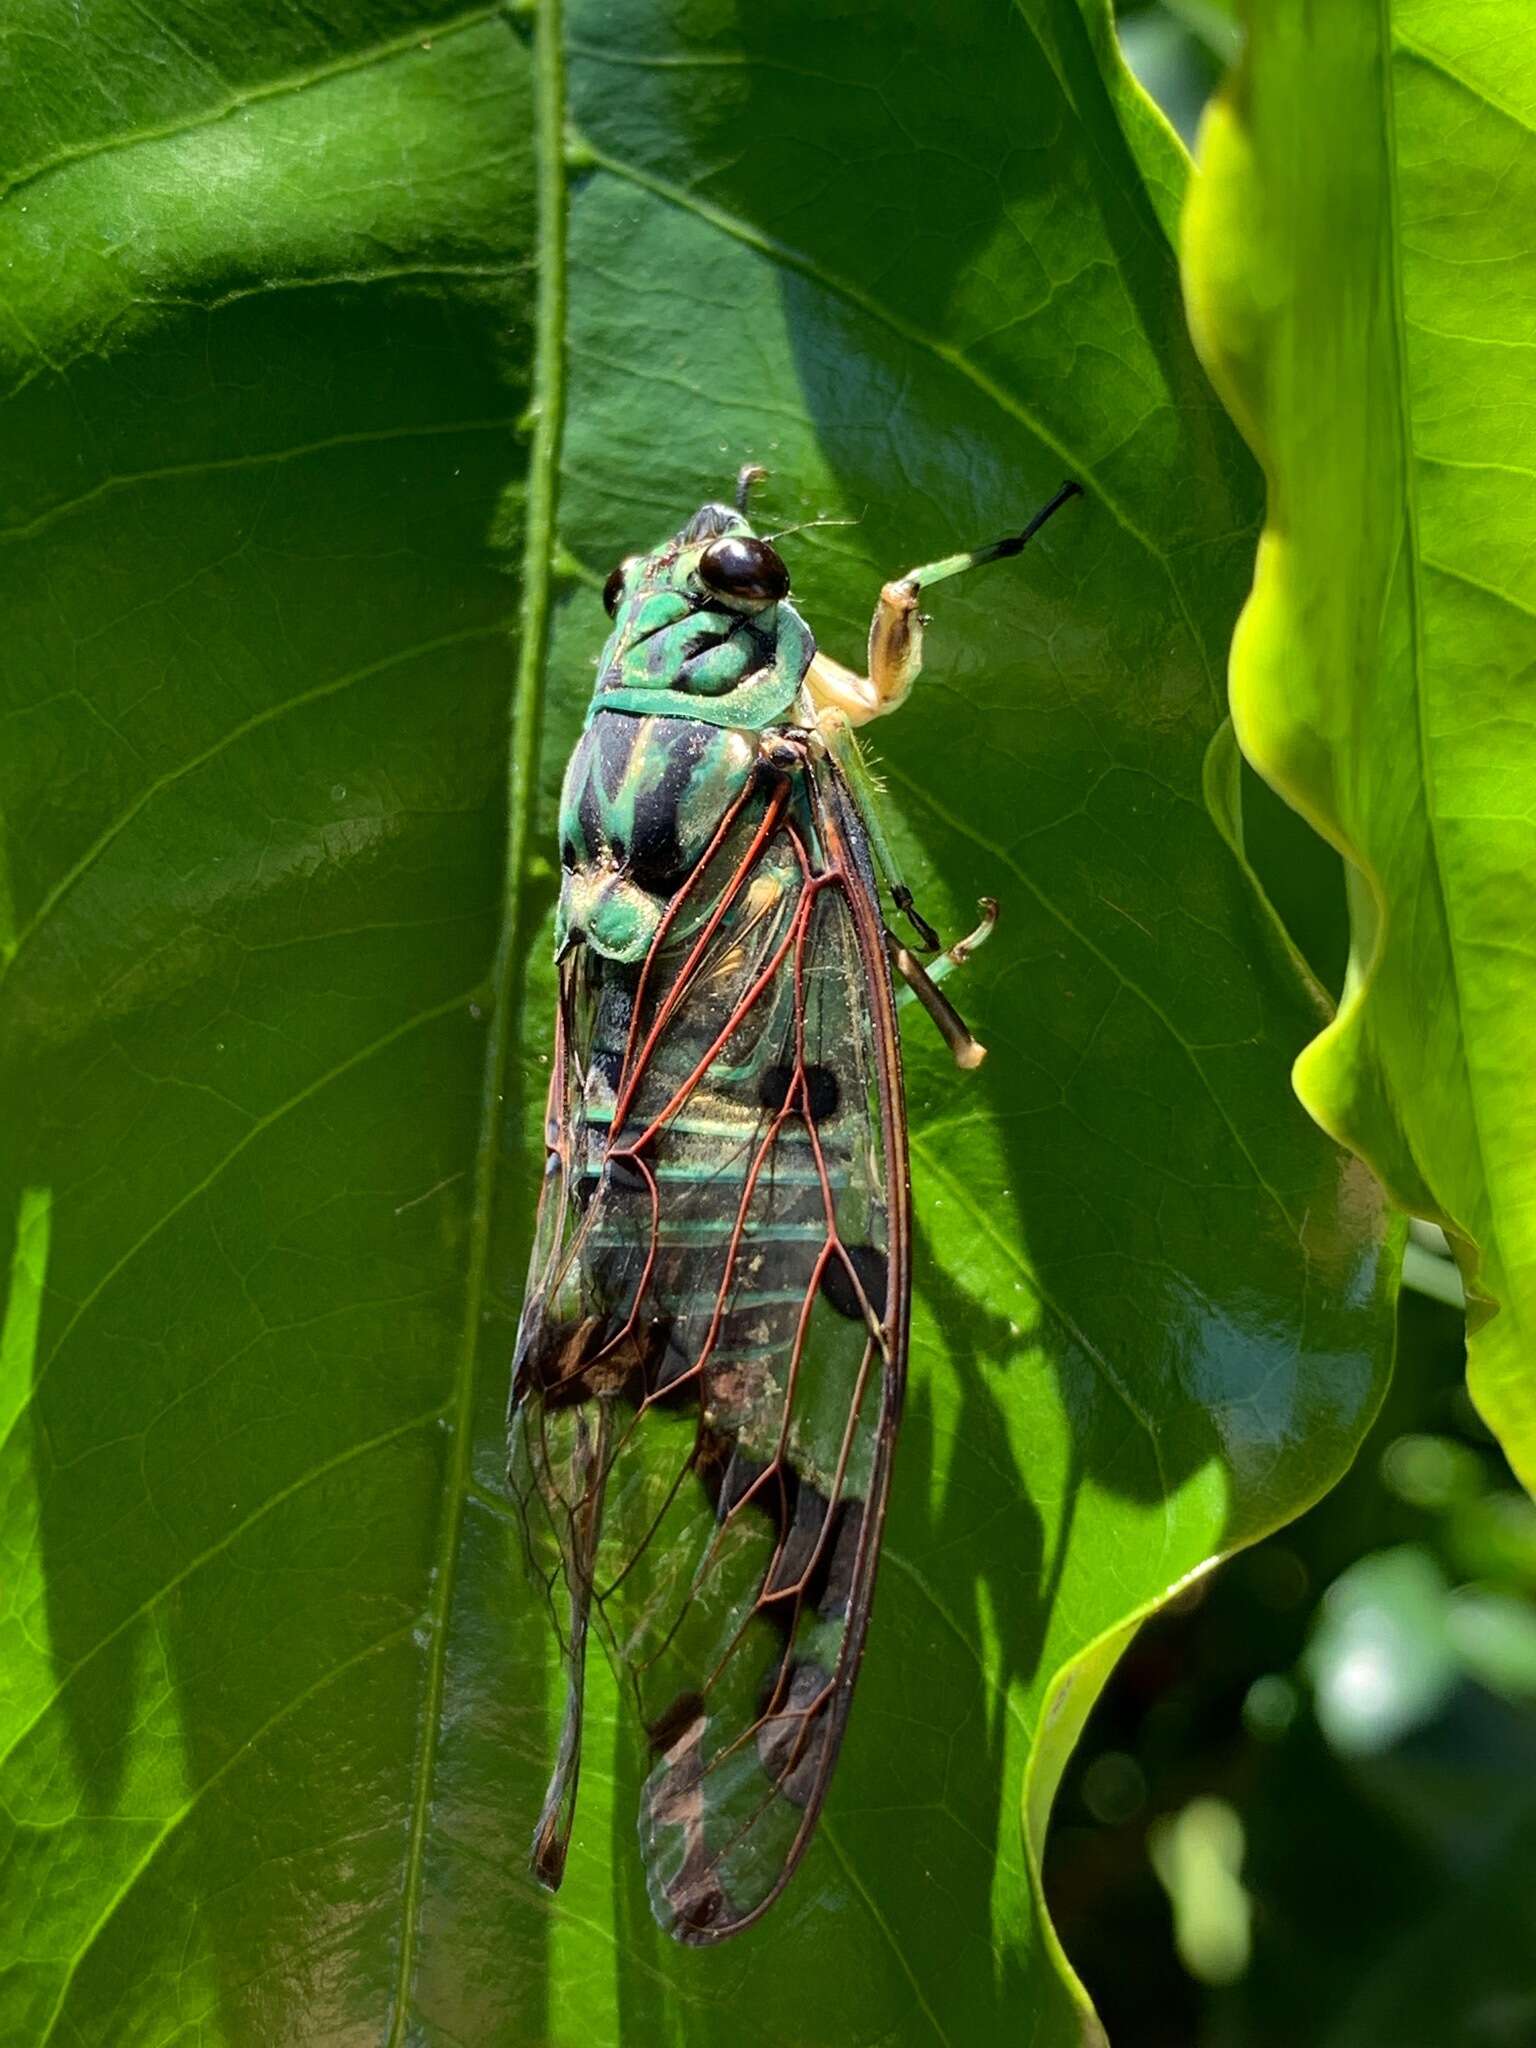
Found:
<box><xmin>513</xmin><ymin>713</ymin><xmax>903</xmax><ymax>1938</ymax></box>
<box><xmin>553</xmin><ymin>710</ymin><xmax>761</xmax><ymax>966</ymax></box>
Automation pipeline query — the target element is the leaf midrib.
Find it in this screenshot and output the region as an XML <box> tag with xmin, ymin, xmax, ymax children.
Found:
<box><xmin>385</xmin><ymin>0</ymin><xmax>568</xmax><ymax>2035</ymax></box>
<box><xmin>1378</xmin><ymin>1</ymin><xmax>1492</xmax><ymax>1253</ymax></box>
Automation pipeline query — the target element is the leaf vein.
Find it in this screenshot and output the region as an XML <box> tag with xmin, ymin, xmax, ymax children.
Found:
<box><xmin>31</xmin><ymin>1620</ymin><xmax>420</xmax><ymax>2047</ymax></box>
<box><xmin>0</xmin><ymin>623</ymin><xmax>512</xmax><ymax>977</ymax></box>
<box><xmin>0</xmin><ymin>1409</ymin><xmax>446</xmax><ymax>1769</ymax></box>
<box><xmin>579</xmin><ymin>143</ymin><xmax>1221</xmax><ymax>694</ymax></box>
<box><xmin>1393</xmin><ymin>29</ymin><xmax>1536</xmax><ymax>137</ymax></box>
<box><xmin>17</xmin><ymin>990</ymin><xmax>477</xmax><ymax>1421</ymax></box>
<box><xmin>0</xmin><ymin>417</ymin><xmax>519</xmax><ymax>548</ymax></box>
<box><xmin>0</xmin><ymin>6</ymin><xmax>502</xmax><ymax>204</ymax></box>
<box><xmin>891</xmin><ymin>761</ymin><xmax>1307</xmax><ymax>1244</ymax></box>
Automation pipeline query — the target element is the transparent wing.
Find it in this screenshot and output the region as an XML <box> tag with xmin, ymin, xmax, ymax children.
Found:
<box><xmin>510</xmin><ymin>751</ymin><xmax>909</xmax><ymax>1942</ymax></box>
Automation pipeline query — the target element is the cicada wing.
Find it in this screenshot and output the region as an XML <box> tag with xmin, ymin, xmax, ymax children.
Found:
<box><xmin>507</xmin><ymin>957</ymin><xmax>607</xmax><ymax>1885</ymax></box>
<box><xmin>511</xmin><ymin>758</ymin><xmax>909</xmax><ymax>1942</ymax></box>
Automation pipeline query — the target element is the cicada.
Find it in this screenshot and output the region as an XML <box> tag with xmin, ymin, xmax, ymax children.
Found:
<box><xmin>509</xmin><ymin>468</ymin><xmax>1080</xmax><ymax>1942</ymax></box>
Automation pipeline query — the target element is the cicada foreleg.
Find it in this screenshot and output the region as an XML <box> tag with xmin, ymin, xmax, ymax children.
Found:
<box><xmin>811</xmin><ymin>712</ymin><xmax>996</xmax><ymax>1064</ymax></box>
<box><xmin>805</xmin><ymin>479</ymin><xmax>1082</xmax><ymax>1061</ymax></box>
<box><xmin>804</xmin><ymin>477</ymin><xmax>1083</xmax><ymax>732</ymax></box>
<box><xmin>907</xmin><ymin>897</ymin><xmax>998</xmax><ymax>992</ymax></box>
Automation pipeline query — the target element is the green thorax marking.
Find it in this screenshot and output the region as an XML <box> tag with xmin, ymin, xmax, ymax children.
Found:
<box><xmin>586</xmin><ymin>502</ymin><xmax>815</xmax><ymax>733</ymax></box>
<box><xmin>558</xmin><ymin>498</ymin><xmax>818</xmax><ymax>964</ymax></box>
<box><xmin>556</xmin><ymin>714</ymin><xmax>760</xmax><ymax>961</ymax></box>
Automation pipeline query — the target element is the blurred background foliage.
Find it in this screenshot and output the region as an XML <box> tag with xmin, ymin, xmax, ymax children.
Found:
<box><xmin>1043</xmin><ymin>14</ymin><xmax>1536</xmax><ymax>2043</ymax></box>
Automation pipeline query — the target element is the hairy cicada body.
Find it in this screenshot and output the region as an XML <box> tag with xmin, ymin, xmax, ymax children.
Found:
<box><xmin>510</xmin><ymin>469</ymin><xmax>1080</xmax><ymax>1942</ymax></box>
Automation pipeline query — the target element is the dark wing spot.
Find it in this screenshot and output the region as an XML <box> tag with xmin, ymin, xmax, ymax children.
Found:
<box><xmin>764</xmin><ymin>1479</ymin><xmax>830</xmax><ymax>1602</ymax></box>
<box><xmin>646</xmin><ymin>1690</ymin><xmax>706</xmax><ymax>1753</ymax></box>
<box><xmin>820</xmin><ymin>1243</ymin><xmax>888</xmax><ymax>1322</ymax></box>
<box><xmin>647</xmin><ymin>1322</ymin><xmax>701</xmax><ymax>1407</ymax></box>
<box><xmin>672</xmin><ymin>1882</ymin><xmax>728</xmax><ymax>1940</ymax></box>
<box><xmin>696</xmin><ymin>1432</ymin><xmax>772</xmax><ymax>1521</ymax></box>
<box><xmin>808</xmin><ymin>1498</ymin><xmax>864</xmax><ymax>1621</ymax></box>
<box><xmin>515</xmin><ymin>1312</ymin><xmax>608</xmax><ymax>1406</ymax></box>
<box><xmin>757</xmin><ymin>1061</ymin><xmax>840</xmax><ymax>1123</ymax></box>
<box><xmin>520</xmin><ymin>1310</ymin><xmax>672</xmax><ymax>1410</ymax></box>
<box><xmin>802</xmin><ymin>1065</ymin><xmax>840</xmax><ymax>1122</ymax></box>
<box><xmin>644</xmin><ymin>1711</ymin><xmax>737</xmax><ymax>1941</ymax></box>
<box><xmin>603</xmin><ymin>1152</ymin><xmax>649</xmax><ymax>1197</ymax></box>
<box><xmin>758</xmin><ymin>1063</ymin><xmax>793</xmax><ymax>1113</ymax></box>
<box><xmin>756</xmin><ymin>1660</ymin><xmax>834</xmax><ymax>1809</ymax></box>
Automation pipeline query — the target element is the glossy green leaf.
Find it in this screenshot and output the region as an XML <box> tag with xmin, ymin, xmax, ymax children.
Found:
<box><xmin>1182</xmin><ymin>6</ymin><xmax>1536</xmax><ymax>1492</ymax></box>
<box><xmin>0</xmin><ymin>2</ymin><xmax>1392</xmax><ymax>2042</ymax></box>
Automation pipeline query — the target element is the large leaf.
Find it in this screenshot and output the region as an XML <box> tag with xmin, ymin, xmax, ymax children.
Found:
<box><xmin>0</xmin><ymin>2</ymin><xmax>1393</xmax><ymax>2042</ymax></box>
<box><xmin>1182</xmin><ymin>6</ymin><xmax>1536</xmax><ymax>1490</ymax></box>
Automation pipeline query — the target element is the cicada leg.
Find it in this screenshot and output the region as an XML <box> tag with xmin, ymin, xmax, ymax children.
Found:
<box><xmin>804</xmin><ymin>478</ymin><xmax>1083</xmax><ymax>731</ymax></box>
<box><xmin>806</xmin><ymin>476</ymin><xmax>1081</xmax><ymax>948</ymax></box>
<box><xmin>909</xmin><ymin>896</ymin><xmax>997</xmax><ymax>991</ymax></box>
<box><xmin>886</xmin><ymin>909</ymin><xmax>997</xmax><ymax>1070</ymax></box>
<box><xmin>812</xmin><ymin>712</ymin><xmax>939</xmax><ymax>949</ymax></box>
<box><xmin>806</xmin><ymin>480</ymin><xmax>1081</xmax><ymax>1060</ymax></box>
<box><xmin>814</xmin><ymin>712</ymin><xmax>994</xmax><ymax>1064</ymax></box>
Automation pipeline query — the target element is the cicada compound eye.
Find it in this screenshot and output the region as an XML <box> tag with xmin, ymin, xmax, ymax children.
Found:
<box><xmin>696</xmin><ymin>534</ymin><xmax>790</xmax><ymax>606</ymax></box>
<box><xmin>602</xmin><ymin>564</ymin><xmax>627</xmax><ymax>617</ymax></box>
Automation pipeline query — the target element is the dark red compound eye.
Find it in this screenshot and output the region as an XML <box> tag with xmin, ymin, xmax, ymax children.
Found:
<box><xmin>697</xmin><ymin>535</ymin><xmax>790</xmax><ymax>605</ymax></box>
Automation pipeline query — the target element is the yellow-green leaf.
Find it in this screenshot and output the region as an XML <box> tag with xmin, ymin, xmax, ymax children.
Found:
<box><xmin>1183</xmin><ymin>5</ymin><xmax>1536</xmax><ymax>1488</ymax></box>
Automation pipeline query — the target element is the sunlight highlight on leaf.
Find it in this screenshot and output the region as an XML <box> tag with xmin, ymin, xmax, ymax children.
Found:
<box><xmin>1183</xmin><ymin>2</ymin><xmax>1536</xmax><ymax>1492</ymax></box>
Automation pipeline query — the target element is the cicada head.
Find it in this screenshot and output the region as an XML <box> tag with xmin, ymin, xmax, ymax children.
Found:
<box><xmin>589</xmin><ymin>488</ymin><xmax>815</xmax><ymax>731</ymax></box>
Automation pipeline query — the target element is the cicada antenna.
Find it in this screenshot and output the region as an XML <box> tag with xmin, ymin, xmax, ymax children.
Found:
<box><xmin>763</xmin><ymin>512</ymin><xmax>864</xmax><ymax>545</ymax></box>
<box><xmin>735</xmin><ymin>463</ymin><xmax>770</xmax><ymax>511</ymax></box>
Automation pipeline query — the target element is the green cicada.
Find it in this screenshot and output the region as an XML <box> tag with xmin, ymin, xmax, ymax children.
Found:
<box><xmin>509</xmin><ymin>468</ymin><xmax>1081</xmax><ymax>1942</ymax></box>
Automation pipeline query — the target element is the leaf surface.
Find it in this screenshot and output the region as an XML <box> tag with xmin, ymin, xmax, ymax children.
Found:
<box><xmin>1183</xmin><ymin>3</ymin><xmax>1536</xmax><ymax>1488</ymax></box>
<box><xmin>0</xmin><ymin>2</ymin><xmax>1392</xmax><ymax>2041</ymax></box>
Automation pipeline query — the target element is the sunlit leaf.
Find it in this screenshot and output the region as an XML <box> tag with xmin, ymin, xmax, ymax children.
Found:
<box><xmin>1182</xmin><ymin>3</ymin><xmax>1536</xmax><ymax>1491</ymax></box>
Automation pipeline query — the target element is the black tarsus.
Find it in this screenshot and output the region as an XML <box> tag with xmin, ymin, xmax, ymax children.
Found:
<box><xmin>891</xmin><ymin>883</ymin><xmax>941</xmax><ymax>953</ymax></box>
<box><xmin>988</xmin><ymin>478</ymin><xmax>1083</xmax><ymax>562</ymax></box>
